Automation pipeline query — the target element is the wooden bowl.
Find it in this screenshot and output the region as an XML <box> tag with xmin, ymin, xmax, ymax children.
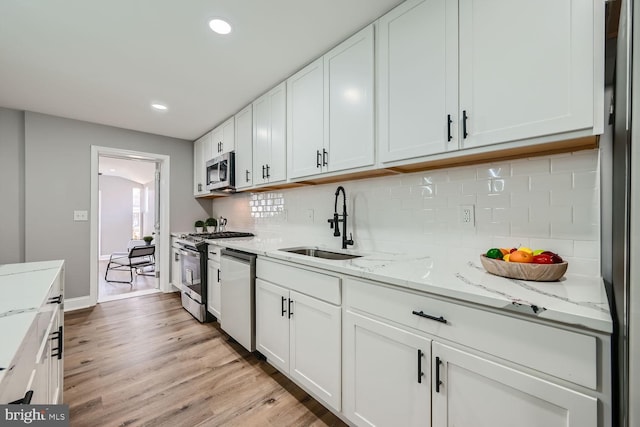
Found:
<box><xmin>480</xmin><ymin>254</ymin><xmax>568</xmax><ymax>282</ymax></box>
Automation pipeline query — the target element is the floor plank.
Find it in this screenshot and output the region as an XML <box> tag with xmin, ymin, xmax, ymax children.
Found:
<box><xmin>64</xmin><ymin>292</ymin><xmax>347</xmax><ymax>427</ymax></box>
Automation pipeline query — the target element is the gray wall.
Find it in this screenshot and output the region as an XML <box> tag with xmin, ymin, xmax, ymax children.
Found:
<box><xmin>0</xmin><ymin>110</ymin><xmax>211</xmax><ymax>298</ymax></box>
<box><xmin>99</xmin><ymin>175</ymin><xmax>141</xmax><ymax>256</ymax></box>
<box><xmin>0</xmin><ymin>108</ymin><xmax>25</xmax><ymax>264</ymax></box>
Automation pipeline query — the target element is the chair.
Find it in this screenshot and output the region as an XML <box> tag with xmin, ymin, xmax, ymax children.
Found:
<box><xmin>105</xmin><ymin>244</ymin><xmax>156</xmax><ymax>284</ymax></box>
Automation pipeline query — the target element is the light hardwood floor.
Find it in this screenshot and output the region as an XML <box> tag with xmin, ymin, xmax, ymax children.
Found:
<box><xmin>64</xmin><ymin>292</ymin><xmax>347</xmax><ymax>427</ymax></box>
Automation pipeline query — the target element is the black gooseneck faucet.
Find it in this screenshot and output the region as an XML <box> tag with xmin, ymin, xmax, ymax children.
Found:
<box><xmin>328</xmin><ymin>186</ymin><xmax>354</xmax><ymax>249</ymax></box>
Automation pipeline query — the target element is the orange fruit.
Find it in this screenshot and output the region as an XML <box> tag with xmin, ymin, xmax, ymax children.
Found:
<box><xmin>509</xmin><ymin>250</ymin><xmax>534</xmax><ymax>263</ymax></box>
<box><xmin>499</xmin><ymin>248</ymin><xmax>510</xmax><ymax>255</ymax></box>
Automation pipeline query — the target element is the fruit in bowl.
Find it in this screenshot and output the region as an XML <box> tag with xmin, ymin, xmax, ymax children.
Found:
<box><xmin>480</xmin><ymin>247</ymin><xmax>568</xmax><ymax>281</ymax></box>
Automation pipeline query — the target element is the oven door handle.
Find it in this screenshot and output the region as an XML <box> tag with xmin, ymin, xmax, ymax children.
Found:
<box><xmin>179</xmin><ymin>250</ymin><xmax>194</xmax><ymax>257</ymax></box>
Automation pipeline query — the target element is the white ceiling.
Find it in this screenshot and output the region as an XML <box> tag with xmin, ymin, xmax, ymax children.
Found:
<box><xmin>99</xmin><ymin>157</ymin><xmax>156</xmax><ymax>184</ymax></box>
<box><xmin>0</xmin><ymin>0</ymin><xmax>403</xmax><ymax>141</ymax></box>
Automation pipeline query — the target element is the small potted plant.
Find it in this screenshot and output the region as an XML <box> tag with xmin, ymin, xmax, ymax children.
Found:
<box><xmin>142</xmin><ymin>235</ymin><xmax>154</xmax><ymax>245</ymax></box>
<box><xmin>195</xmin><ymin>220</ymin><xmax>205</xmax><ymax>233</ymax></box>
<box><xmin>205</xmin><ymin>217</ymin><xmax>217</xmax><ymax>233</ymax></box>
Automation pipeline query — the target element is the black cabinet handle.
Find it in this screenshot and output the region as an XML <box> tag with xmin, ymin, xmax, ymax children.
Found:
<box><xmin>48</xmin><ymin>295</ymin><xmax>62</xmax><ymax>304</ymax></box>
<box><xmin>288</xmin><ymin>298</ymin><xmax>293</xmax><ymax>318</ymax></box>
<box><xmin>266</xmin><ymin>164</ymin><xmax>271</xmax><ymax>178</ymax></box>
<box><xmin>10</xmin><ymin>390</ymin><xmax>34</xmax><ymax>405</ymax></box>
<box><xmin>316</xmin><ymin>150</ymin><xmax>322</xmax><ymax>168</ymax></box>
<box><xmin>322</xmin><ymin>149</ymin><xmax>328</xmax><ymax>166</ymax></box>
<box><xmin>281</xmin><ymin>296</ymin><xmax>286</xmax><ymax>317</ymax></box>
<box><xmin>217</xmin><ymin>269</ymin><xmax>220</xmax><ymax>282</ymax></box>
<box><xmin>412</xmin><ymin>310</ymin><xmax>447</xmax><ymax>324</ymax></box>
<box><xmin>435</xmin><ymin>356</ymin><xmax>443</xmax><ymax>392</ymax></box>
<box><xmin>198</xmin><ymin>183</ymin><xmax>202</xmax><ymax>192</ymax></box>
<box><xmin>462</xmin><ymin>110</ymin><xmax>468</xmax><ymax>139</ymax></box>
<box><xmin>447</xmin><ymin>114</ymin><xmax>453</xmax><ymax>142</ymax></box>
<box><xmin>262</xmin><ymin>165</ymin><xmax>266</xmax><ymax>179</ymax></box>
<box><xmin>51</xmin><ymin>325</ymin><xmax>63</xmax><ymax>360</ymax></box>
<box><xmin>245</xmin><ymin>169</ymin><xmax>250</xmax><ymax>182</ymax></box>
<box><xmin>417</xmin><ymin>349</ymin><xmax>424</xmax><ymax>383</ymax></box>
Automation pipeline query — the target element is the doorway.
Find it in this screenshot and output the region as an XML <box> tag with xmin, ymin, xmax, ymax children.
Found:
<box><xmin>98</xmin><ymin>156</ymin><xmax>159</xmax><ymax>302</ymax></box>
<box><xmin>90</xmin><ymin>146</ymin><xmax>171</xmax><ymax>306</ymax></box>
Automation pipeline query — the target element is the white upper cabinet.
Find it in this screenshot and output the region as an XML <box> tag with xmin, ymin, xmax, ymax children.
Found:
<box><xmin>234</xmin><ymin>104</ymin><xmax>254</xmax><ymax>190</ymax></box>
<box><xmin>253</xmin><ymin>82</ymin><xmax>287</xmax><ymax>185</ymax></box>
<box><xmin>458</xmin><ymin>0</ymin><xmax>602</xmax><ymax>149</ymax></box>
<box><xmin>287</xmin><ymin>58</ymin><xmax>324</xmax><ymax>179</ymax></box>
<box><xmin>288</xmin><ymin>25</ymin><xmax>374</xmax><ymax>179</ymax></box>
<box><xmin>193</xmin><ymin>132</ymin><xmax>211</xmax><ymax>196</ymax></box>
<box><xmin>325</xmin><ymin>24</ymin><xmax>375</xmax><ymax>173</ymax></box>
<box><xmin>211</xmin><ymin>117</ymin><xmax>235</xmax><ymax>156</ymax></box>
<box><xmin>377</xmin><ymin>0</ymin><xmax>459</xmax><ymax>163</ymax></box>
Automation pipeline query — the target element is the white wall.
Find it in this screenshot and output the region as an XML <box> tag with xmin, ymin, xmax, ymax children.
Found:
<box><xmin>212</xmin><ymin>150</ymin><xmax>601</xmax><ymax>276</ymax></box>
<box><xmin>0</xmin><ymin>108</ymin><xmax>25</xmax><ymax>264</ymax></box>
<box><xmin>14</xmin><ymin>111</ymin><xmax>211</xmax><ymax>299</ymax></box>
<box><xmin>99</xmin><ymin>175</ymin><xmax>141</xmax><ymax>256</ymax></box>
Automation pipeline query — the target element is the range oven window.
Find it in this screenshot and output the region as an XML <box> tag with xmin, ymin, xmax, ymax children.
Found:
<box><xmin>180</xmin><ymin>247</ymin><xmax>202</xmax><ymax>297</ymax></box>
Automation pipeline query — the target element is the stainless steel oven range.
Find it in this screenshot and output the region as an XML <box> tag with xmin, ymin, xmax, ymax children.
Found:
<box><xmin>177</xmin><ymin>231</ymin><xmax>254</xmax><ymax>322</ymax></box>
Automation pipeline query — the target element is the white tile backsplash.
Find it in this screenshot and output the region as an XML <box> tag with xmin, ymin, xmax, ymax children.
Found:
<box><xmin>212</xmin><ymin>149</ymin><xmax>601</xmax><ymax>276</ymax></box>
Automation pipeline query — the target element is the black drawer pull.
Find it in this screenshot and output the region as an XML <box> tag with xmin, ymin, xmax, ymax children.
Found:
<box><xmin>217</xmin><ymin>269</ymin><xmax>221</xmax><ymax>282</ymax></box>
<box><xmin>51</xmin><ymin>325</ymin><xmax>63</xmax><ymax>360</ymax></box>
<box><xmin>10</xmin><ymin>390</ymin><xmax>34</xmax><ymax>405</ymax></box>
<box><xmin>281</xmin><ymin>296</ymin><xmax>286</xmax><ymax>317</ymax></box>
<box><xmin>417</xmin><ymin>349</ymin><xmax>424</xmax><ymax>384</ymax></box>
<box><xmin>435</xmin><ymin>356</ymin><xmax>443</xmax><ymax>392</ymax></box>
<box><xmin>48</xmin><ymin>295</ymin><xmax>62</xmax><ymax>304</ymax></box>
<box><xmin>412</xmin><ymin>310</ymin><xmax>447</xmax><ymax>324</ymax></box>
<box><xmin>288</xmin><ymin>298</ymin><xmax>293</xmax><ymax>319</ymax></box>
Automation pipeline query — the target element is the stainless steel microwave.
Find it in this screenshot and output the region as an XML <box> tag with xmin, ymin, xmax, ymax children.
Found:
<box><xmin>206</xmin><ymin>152</ymin><xmax>235</xmax><ymax>192</ymax></box>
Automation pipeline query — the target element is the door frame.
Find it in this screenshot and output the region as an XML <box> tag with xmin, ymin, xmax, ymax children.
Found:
<box><xmin>90</xmin><ymin>145</ymin><xmax>172</xmax><ymax>306</ymax></box>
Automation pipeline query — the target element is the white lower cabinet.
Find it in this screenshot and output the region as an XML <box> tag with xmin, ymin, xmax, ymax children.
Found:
<box><xmin>344</xmin><ymin>311</ymin><xmax>431</xmax><ymax>426</ymax></box>
<box><xmin>255</xmin><ymin>259</ymin><xmax>342</xmax><ymax>411</ymax></box>
<box><xmin>342</xmin><ymin>276</ymin><xmax>608</xmax><ymax>427</ymax></box>
<box><xmin>170</xmin><ymin>238</ymin><xmax>181</xmax><ymax>290</ymax></box>
<box><xmin>432</xmin><ymin>342</ymin><xmax>596</xmax><ymax>427</ymax></box>
<box><xmin>207</xmin><ymin>245</ymin><xmax>222</xmax><ymax>320</ymax></box>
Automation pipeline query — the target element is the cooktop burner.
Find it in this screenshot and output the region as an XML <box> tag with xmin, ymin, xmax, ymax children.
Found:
<box><xmin>185</xmin><ymin>231</ymin><xmax>254</xmax><ymax>240</ymax></box>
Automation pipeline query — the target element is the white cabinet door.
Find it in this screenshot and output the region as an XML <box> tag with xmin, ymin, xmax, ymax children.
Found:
<box><xmin>234</xmin><ymin>105</ymin><xmax>253</xmax><ymax>190</ymax></box>
<box><xmin>325</xmin><ymin>24</ymin><xmax>374</xmax><ymax>173</ymax></box>
<box><xmin>207</xmin><ymin>259</ymin><xmax>221</xmax><ymax>320</ymax></box>
<box><xmin>193</xmin><ymin>135</ymin><xmax>206</xmax><ymax>196</ymax></box>
<box><xmin>343</xmin><ymin>311</ymin><xmax>431</xmax><ymax>427</ymax></box>
<box><xmin>253</xmin><ymin>82</ymin><xmax>287</xmax><ymax>185</ymax></box>
<box><xmin>256</xmin><ymin>278</ymin><xmax>290</xmax><ymax>372</ymax></box>
<box><xmin>211</xmin><ymin>127</ymin><xmax>223</xmax><ymax>156</ymax></box>
<box><xmin>458</xmin><ymin>0</ymin><xmax>598</xmax><ymax>149</ymax></box>
<box><xmin>268</xmin><ymin>83</ymin><xmax>287</xmax><ymax>183</ymax></box>
<box><xmin>377</xmin><ymin>0</ymin><xmax>458</xmax><ymax>163</ymax></box>
<box><xmin>171</xmin><ymin>246</ymin><xmax>181</xmax><ymax>289</ymax></box>
<box><xmin>432</xmin><ymin>342</ymin><xmax>597</xmax><ymax>427</ymax></box>
<box><xmin>287</xmin><ymin>58</ymin><xmax>324</xmax><ymax>179</ymax></box>
<box><xmin>213</xmin><ymin>117</ymin><xmax>235</xmax><ymax>155</ymax></box>
<box><xmin>289</xmin><ymin>290</ymin><xmax>341</xmax><ymax>411</ymax></box>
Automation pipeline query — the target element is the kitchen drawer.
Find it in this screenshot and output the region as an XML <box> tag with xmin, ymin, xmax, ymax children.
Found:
<box><xmin>345</xmin><ymin>277</ymin><xmax>596</xmax><ymax>389</ymax></box>
<box><xmin>257</xmin><ymin>258</ymin><xmax>341</xmax><ymax>305</ymax></box>
<box><xmin>0</xmin><ymin>320</ymin><xmax>39</xmax><ymax>403</ymax></box>
<box><xmin>208</xmin><ymin>244</ymin><xmax>221</xmax><ymax>262</ymax></box>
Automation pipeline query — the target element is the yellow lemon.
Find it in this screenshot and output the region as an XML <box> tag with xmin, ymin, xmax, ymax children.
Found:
<box><xmin>519</xmin><ymin>247</ymin><xmax>533</xmax><ymax>254</ymax></box>
<box><xmin>503</xmin><ymin>253</ymin><xmax>511</xmax><ymax>262</ymax></box>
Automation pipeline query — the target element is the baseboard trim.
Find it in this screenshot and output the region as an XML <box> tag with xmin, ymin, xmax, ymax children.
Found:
<box><xmin>64</xmin><ymin>295</ymin><xmax>95</xmax><ymax>312</ymax></box>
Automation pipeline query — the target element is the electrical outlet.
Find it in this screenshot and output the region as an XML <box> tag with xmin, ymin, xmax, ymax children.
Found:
<box><xmin>459</xmin><ymin>205</ymin><xmax>475</xmax><ymax>229</ymax></box>
<box><xmin>73</xmin><ymin>210</ymin><xmax>88</xmax><ymax>221</ymax></box>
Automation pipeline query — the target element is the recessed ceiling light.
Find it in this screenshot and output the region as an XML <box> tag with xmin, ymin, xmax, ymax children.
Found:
<box><xmin>151</xmin><ymin>103</ymin><xmax>168</xmax><ymax>111</ymax></box>
<box><xmin>209</xmin><ymin>18</ymin><xmax>232</xmax><ymax>35</ymax></box>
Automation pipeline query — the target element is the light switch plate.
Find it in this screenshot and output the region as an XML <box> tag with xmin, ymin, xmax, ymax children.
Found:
<box><xmin>74</xmin><ymin>210</ymin><xmax>88</xmax><ymax>221</ymax></box>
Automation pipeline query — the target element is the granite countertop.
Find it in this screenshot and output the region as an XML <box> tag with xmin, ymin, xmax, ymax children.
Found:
<box><xmin>0</xmin><ymin>260</ymin><xmax>64</xmax><ymax>382</ymax></box>
<box><xmin>205</xmin><ymin>235</ymin><xmax>612</xmax><ymax>334</ymax></box>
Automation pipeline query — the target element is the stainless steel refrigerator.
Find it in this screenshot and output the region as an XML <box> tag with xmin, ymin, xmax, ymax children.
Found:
<box><xmin>602</xmin><ymin>1</ymin><xmax>638</xmax><ymax>425</ymax></box>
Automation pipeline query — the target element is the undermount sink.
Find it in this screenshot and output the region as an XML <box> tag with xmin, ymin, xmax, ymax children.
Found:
<box><xmin>280</xmin><ymin>247</ymin><xmax>362</xmax><ymax>260</ymax></box>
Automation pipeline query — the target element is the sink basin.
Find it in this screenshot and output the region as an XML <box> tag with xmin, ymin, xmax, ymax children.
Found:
<box><xmin>280</xmin><ymin>247</ymin><xmax>362</xmax><ymax>260</ymax></box>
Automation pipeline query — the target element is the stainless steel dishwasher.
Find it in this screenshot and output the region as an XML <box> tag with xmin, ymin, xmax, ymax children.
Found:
<box><xmin>220</xmin><ymin>248</ymin><xmax>256</xmax><ymax>352</ymax></box>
